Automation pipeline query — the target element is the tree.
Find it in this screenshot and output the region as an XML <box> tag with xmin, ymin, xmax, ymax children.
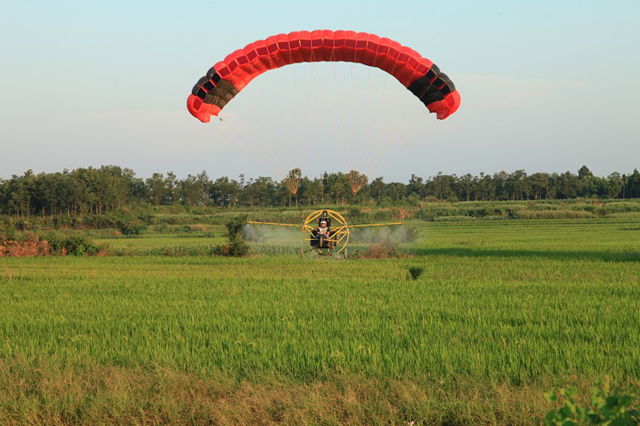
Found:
<box><xmin>578</xmin><ymin>165</ymin><xmax>593</xmax><ymax>179</ymax></box>
<box><xmin>627</xmin><ymin>169</ymin><xmax>640</xmax><ymax>198</ymax></box>
<box><xmin>492</xmin><ymin>171</ymin><xmax>510</xmax><ymax>200</ymax></box>
<box><xmin>529</xmin><ymin>173</ymin><xmax>550</xmax><ymax>200</ymax></box>
<box><xmin>179</xmin><ymin>171</ymin><xmax>210</xmax><ymax>206</ymax></box>
<box><xmin>299</xmin><ymin>177</ymin><xmax>323</xmax><ymax>206</ymax></box>
<box><xmin>508</xmin><ymin>170</ymin><xmax>529</xmax><ymax>200</ymax></box>
<box><xmin>429</xmin><ymin>172</ymin><xmax>456</xmax><ymax>201</ymax></box>
<box><xmin>476</xmin><ymin>173</ymin><xmax>495</xmax><ymax>201</ymax></box>
<box><xmin>1</xmin><ymin>165</ymin><xmax>638</xmax><ymax>217</ymax></box>
<box><xmin>146</xmin><ymin>173</ymin><xmax>168</xmax><ymax>205</ymax></box>
<box><xmin>370</xmin><ymin>177</ymin><xmax>385</xmax><ymax>204</ymax></box>
<box><xmin>458</xmin><ymin>173</ymin><xmax>475</xmax><ymax>201</ymax></box>
<box><xmin>209</xmin><ymin>177</ymin><xmax>241</xmax><ymax>207</ymax></box>
<box><xmin>329</xmin><ymin>177</ymin><xmax>349</xmax><ymax>205</ymax></box>
<box><xmin>554</xmin><ymin>171</ymin><xmax>580</xmax><ymax>199</ymax></box>
<box><xmin>241</xmin><ymin>177</ymin><xmax>277</xmax><ymax>207</ymax></box>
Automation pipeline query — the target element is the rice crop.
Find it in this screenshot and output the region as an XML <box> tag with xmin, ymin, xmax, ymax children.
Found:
<box><xmin>0</xmin><ymin>217</ymin><xmax>638</xmax><ymax>423</ymax></box>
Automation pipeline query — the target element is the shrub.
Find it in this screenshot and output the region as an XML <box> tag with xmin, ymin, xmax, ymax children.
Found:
<box><xmin>407</xmin><ymin>266</ymin><xmax>424</xmax><ymax>280</ymax></box>
<box><xmin>0</xmin><ymin>227</ymin><xmax>18</xmax><ymax>242</ymax></box>
<box><xmin>0</xmin><ymin>237</ymin><xmax>50</xmax><ymax>257</ymax></box>
<box><xmin>545</xmin><ymin>381</ymin><xmax>639</xmax><ymax>425</ymax></box>
<box><xmin>224</xmin><ymin>215</ymin><xmax>246</xmax><ymax>240</ymax></box>
<box><xmin>0</xmin><ymin>233</ymin><xmax>103</xmax><ymax>257</ymax></box>
<box><xmin>118</xmin><ymin>221</ymin><xmax>146</xmax><ymax>236</ymax></box>
<box><xmin>214</xmin><ymin>215</ymin><xmax>249</xmax><ymax>257</ymax></box>
<box><xmin>42</xmin><ymin>233</ymin><xmax>102</xmax><ymax>256</ymax></box>
<box><xmin>214</xmin><ymin>240</ymin><xmax>249</xmax><ymax>257</ymax></box>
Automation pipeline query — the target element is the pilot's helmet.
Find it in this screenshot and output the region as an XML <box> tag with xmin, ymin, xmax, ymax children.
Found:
<box><xmin>320</xmin><ymin>220</ymin><xmax>327</xmax><ymax>226</ymax></box>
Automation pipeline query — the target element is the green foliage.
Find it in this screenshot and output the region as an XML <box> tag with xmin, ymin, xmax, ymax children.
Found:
<box><xmin>407</xmin><ymin>266</ymin><xmax>424</xmax><ymax>280</ymax></box>
<box><xmin>545</xmin><ymin>381</ymin><xmax>639</xmax><ymax>425</ymax></box>
<box><xmin>224</xmin><ymin>214</ymin><xmax>246</xmax><ymax>240</ymax></box>
<box><xmin>42</xmin><ymin>233</ymin><xmax>102</xmax><ymax>256</ymax></box>
<box><xmin>117</xmin><ymin>219</ymin><xmax>146</xmax><ymax>235</ymax></box>
<box><xmin>215</xmin><ymin>215</ymin><xmax>249</xmax><ymax>257</ymax></box>
<box><xmin>0</xmin><ymin>226</ymin><xmax>18</xmax><ymax>241</ymax></box>
<box><xmin>1</xmin><ymin>166</ymin><xmax>640</xmax><ymax>215</ymax></box>
<box><xmin>214</xmin><ymin>240</ymin><xmax>249</xmax><ymax>257</ymax></box>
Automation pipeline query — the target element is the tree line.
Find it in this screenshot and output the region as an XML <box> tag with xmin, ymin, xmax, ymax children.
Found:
<box><xmin>1</xmin><ymin>165</ymin><xmax>639</xmax><ymax>216</ymax></box>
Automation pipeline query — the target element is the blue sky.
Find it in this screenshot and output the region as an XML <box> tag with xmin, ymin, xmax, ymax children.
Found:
<box><xmin>1</xmin><ymin>0</ymin><xmax>639</xmax><ymax>181</ymax></box>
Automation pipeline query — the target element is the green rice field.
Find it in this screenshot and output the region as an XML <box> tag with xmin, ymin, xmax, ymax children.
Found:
<box><xmin>1</xmin><ymin>216</ymin><xmax>639</xmax><ymax>424</ymax></box>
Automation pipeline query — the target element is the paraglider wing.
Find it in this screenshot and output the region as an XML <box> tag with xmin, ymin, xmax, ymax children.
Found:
<box><xmin>187</xmin><ymin>30</ymin><xmax>460</xmax><ymax>123</ymax></box>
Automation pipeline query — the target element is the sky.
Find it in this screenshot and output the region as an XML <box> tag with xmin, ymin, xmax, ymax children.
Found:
<box><xmin>1</xmin><ymin>0</ymin><xmax>639</xmax><ymax>182</ymax></box>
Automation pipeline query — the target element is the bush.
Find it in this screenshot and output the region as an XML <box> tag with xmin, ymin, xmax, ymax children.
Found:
<box><xmin>118</xmin><ymin>220</ymin><xmax>146</xmax><ymax>236</ymax></box>
<box><xmin>214</xmin><ymin>215</ymin><xmax>249</xmax><ymax>257</ymax></box>
<box><xmin>74</xmin><ymin>212</ymin><xmax>147</xmax><ymax>234</ymax></box>
<box><xmin>42</xmin><ymin>233</ymin><xmax>102</xmax><ymax>256</ymax></box>
<box><xmin>224</xmin><ymin>215</ymin><xmax>246</xmax><ymax>240</ymax></box>
<box><xmin>407</xmin><ymin>266</ymin><xmax>424</xmax><ymax>280</ymax></box>
<box><xmin>214</xmin><ymin>240</ymin><xmax>249</xmax><ymax>257</ymax></box>
<box><xmin>0</xmin><ymin>227</ymin><xmax>18</xmax><ymax>242</ymax></box>
<box><xmin>545</xmin><ymin>381</ymin><xmax>639</xmax><ymax>425</ymax></box>
<box><xmin>0</xmin><ymin>237</ymin><xmax>50</xmax><ymax>257</ymax></box>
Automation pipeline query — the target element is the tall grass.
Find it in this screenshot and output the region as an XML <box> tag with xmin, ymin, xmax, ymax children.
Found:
<box><xmin>1</xmin><ymin>254</ymin><xmax>638</xmax><ymax>382</ymax></box>
<box><xmin>0</xmin><ymin>217</ymin><xmax>638</xmax><ymax>423</ymax></box>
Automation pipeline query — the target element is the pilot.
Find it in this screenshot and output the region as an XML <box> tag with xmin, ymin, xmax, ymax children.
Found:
<box><xmin>317</xmin><ymin>219</ymin><xmax>330</xmax><ymax>236</ymax></box>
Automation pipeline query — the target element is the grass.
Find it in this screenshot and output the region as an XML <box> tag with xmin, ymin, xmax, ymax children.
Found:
<box><xmin>0</xmin><ymin>216</ymin><xmax>639</xmax><ymax>424</ymax></box>
<box><xmin>0</xmin><ymin>359</ymin><xmax>559</xmax><ymax>425</ymax></box>
<box><xmin>95</xmin><ymin>235</ymin><xmax>225</xmax><ymax>253</ymax></box>
<box><xmin>1</xmin><ymin>255</ymin><xmax>638</xmax><ymax>381</ymax></box>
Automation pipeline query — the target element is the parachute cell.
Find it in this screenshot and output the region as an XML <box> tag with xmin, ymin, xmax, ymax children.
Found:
<box><xmin>187</xmin><ymin>30</ymin><xmax>460</xmax><ymax>122</ymax></box>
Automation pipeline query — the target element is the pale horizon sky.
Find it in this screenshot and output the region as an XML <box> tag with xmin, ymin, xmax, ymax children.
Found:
<box><xmin>1</xmin><ymin>0</ymin><xmax>639</xmax><ymax>182</ymax></box>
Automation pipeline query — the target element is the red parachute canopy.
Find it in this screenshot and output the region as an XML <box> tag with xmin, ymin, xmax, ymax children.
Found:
<box><xmin>187</xmin><ymin>30</ymin><xmax>460</xmax><ymax>122</ymax></box>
